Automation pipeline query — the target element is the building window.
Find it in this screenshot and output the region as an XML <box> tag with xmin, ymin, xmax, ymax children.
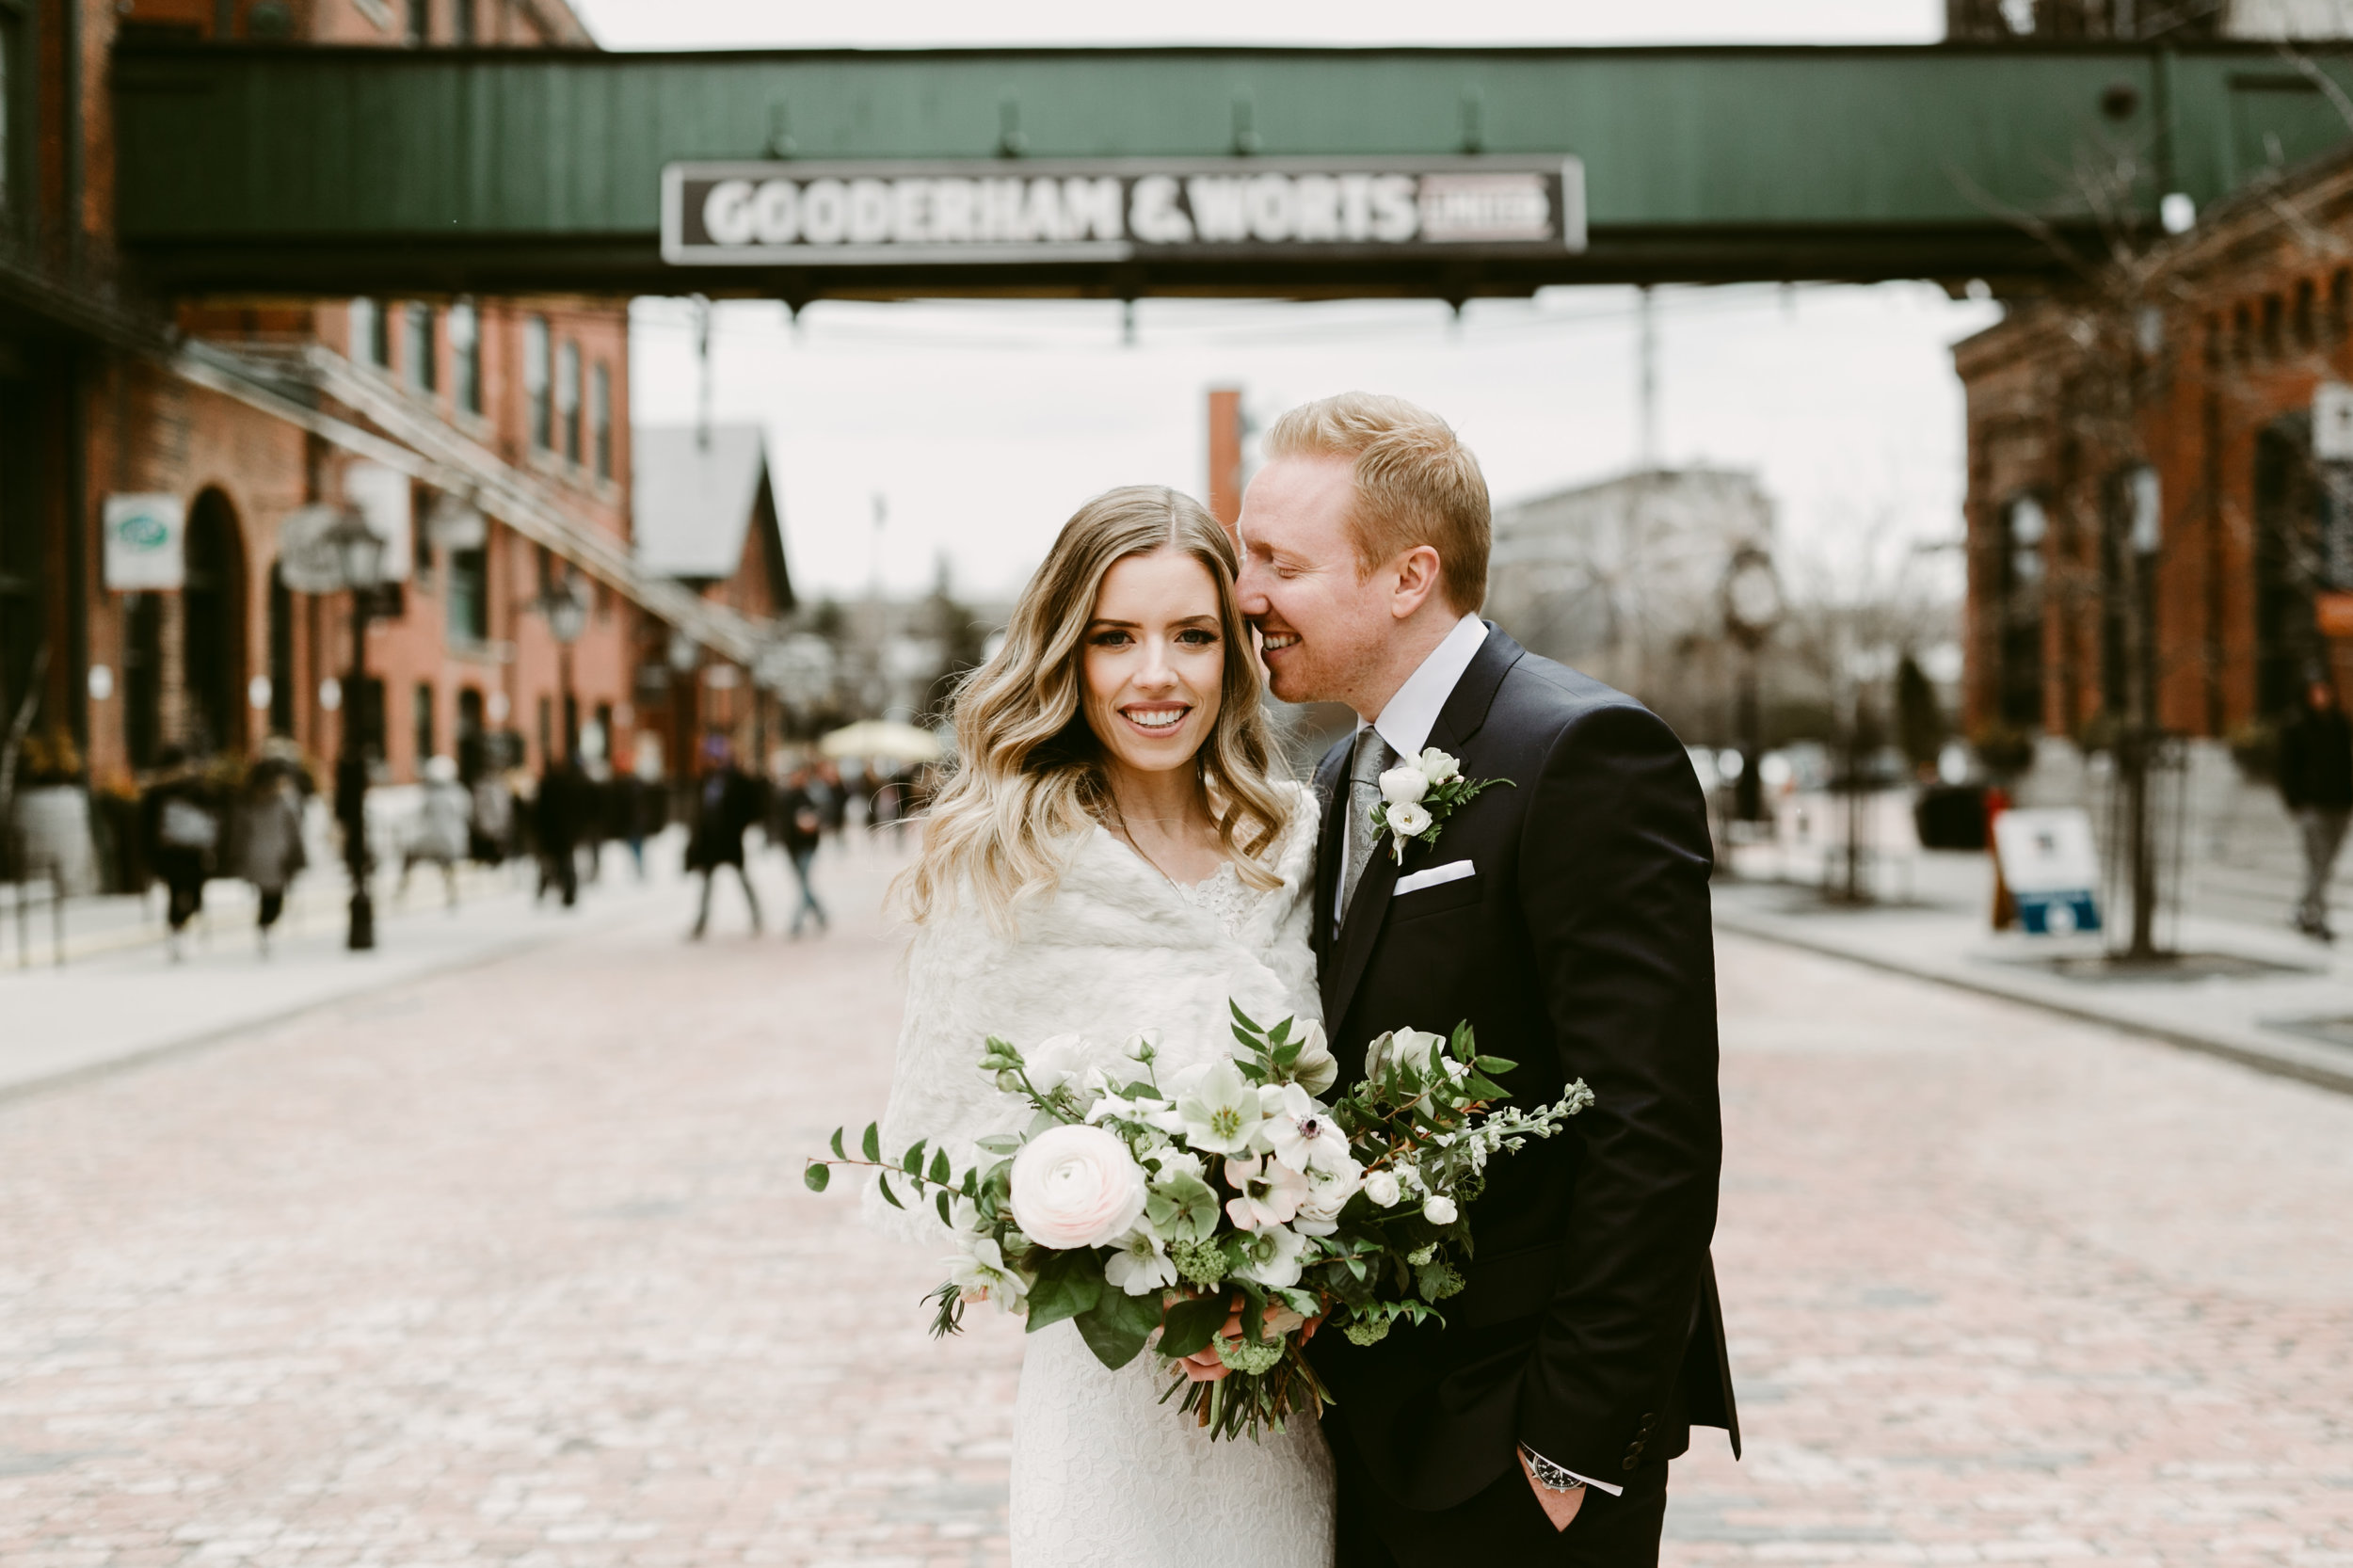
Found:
<box><xmin>404</xmin><ymin>0</ymin><xmax>425</xmax><ymax>44</ymax></box>
<box><xmin>352</xmin><ymin>298</ymin><xmax>389</xmax><ymax>367</ymax></box>
<box><xmin>557</xmin><ymin>340</ymin><xmax>581</xmax><ymax>465</ymax></box>
<box><xmin>2296</xmin><ymin>279</ymin><xmax>2317</xmax><ymax>351</ymax></box>
<box><xmin>525</xmin><ymin>314</ymin><xmax>552</xmax><ymax>448</ymax></box>
<box><xmin>590</xmin><ymin>362</ymin><xmax>613</xmax><ymax>480</ymax></box>
<box><xmin>448</xmin><ymin>544</ymin><xmax>488</xmax><ymax>643</ymax></box>
<box><xmin>454</xmin><ymin>0</ymin><xmax>474</xmax><ymax>41</ymax></box>
<box><xmin>405</xmin><ymin>303</ymin><xmax>437</xmax><ymax>392</ymax></box>
<box><xmin>414</xmin><ymin>680</ymin><xmax>437</xmax><ymax>770</ymax></box>
<box><xmin>2234</xmin><ymin>302</ymin><xmax>2253</xmax><ymax>364</ymax></box>
<box><xmin>2334</xmin><ymin>269</ymin><xmax>2351</xmax><ymax>342</ymax></box>
<box><xmin>2263</xmin><ymin>294</ymin><xmax>2285</xmax><ymax>359</ymax></box>
<box><xmin>1999</xmin><ymin>495</ymin><xmax>2048</xmax><ymax>730</ymax></box>
<box><xmin>450</xmin><ymin>300</ymin><xmax>481</xmax><ymax>415</ymax></box>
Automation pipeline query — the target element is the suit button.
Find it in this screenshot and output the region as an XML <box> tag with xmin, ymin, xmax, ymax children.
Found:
<box><xmin>1639</xmin><ymin>1413</ymin><xmax>1657</xmax><ymax>1431</ymax></box>
<box><xmin>1622</xmin><ymin>1456</ymin><xmax>1639</xmax><ymax>1472</ymax></box>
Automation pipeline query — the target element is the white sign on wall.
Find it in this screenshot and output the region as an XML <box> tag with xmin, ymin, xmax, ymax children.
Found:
<box><xmin>344</xmin><ymin>461</ymin><xmax>414</xmax><ymax>582</ymax></box>
<box><xmin>102</xmin><ymin>493</ymin><xmax>187</xmax><ymax>591</ymax></box>
<box><xmin>2316</xmin><ymin>382</ymin><xmax>2353</xmax><ymax>461</ymax></box>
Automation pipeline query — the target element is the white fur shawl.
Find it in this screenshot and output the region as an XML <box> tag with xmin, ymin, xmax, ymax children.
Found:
<box><xmin>865</xmin><ymin>780</ymin><xmax>1323</xmax><ymax>1243</ymax></box>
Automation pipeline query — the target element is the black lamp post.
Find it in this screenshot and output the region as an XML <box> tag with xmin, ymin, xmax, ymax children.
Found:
<box><xmin>542</xmin><ymin>577</ymin><xmax>589</xmax><ymax>760</ymax></box>
<box><xmin>324</xmin><ymin>508</ymin><xmax>387</xmax><ymax>952</ymax></box>
<box><xmin>1721</xmin><ymin>544</ymin><xmax>1785</xmax><ymax>824</ymax></box>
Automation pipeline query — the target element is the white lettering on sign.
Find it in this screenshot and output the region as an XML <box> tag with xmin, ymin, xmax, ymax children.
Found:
<box><xmin>663</xmin><ymin>158</ymin><xmax>1584</xmax><ymax>265</ymax></box>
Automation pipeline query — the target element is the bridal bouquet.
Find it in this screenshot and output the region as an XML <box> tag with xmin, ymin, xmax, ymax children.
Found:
<box><xmin>806</xmin><ymin>1009</ymin><xmax>1592</xmax><ymax>1441</ymax></box>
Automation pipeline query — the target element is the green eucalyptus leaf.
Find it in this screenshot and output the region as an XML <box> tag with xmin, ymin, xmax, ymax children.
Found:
<box><xmin>877</xmin><ymin>1174</ymin><xmax>903</xmax><ymax>1209</ymax></box>
<box><xmin>829</xmin><ymin>1128</ymin><xmax>847</xmax><ymax>1160</ymax></box>
<box><xmin>936</xmin><ymin>1190</ymin><xmax>952</xmax><ymax>1227</ymax></box>
<box><xmin>803</xmin><ymin>1162</ymin><xmax>830</xmax><ymax>1192</ymax></box>
<box><xmin>929</xmin><ymin>1148</ymin><xmax>952</xmax><ymax>1185</ymax></box>
<box><xmin>861</xmin><ymin>1122</ymin><xmax>882</xmax><ymax>1162</ymax></box>
<box><xmin>903</xmin><ymin>1140</ymin><xmax>927</xmax><ymax>1177</ymax></box>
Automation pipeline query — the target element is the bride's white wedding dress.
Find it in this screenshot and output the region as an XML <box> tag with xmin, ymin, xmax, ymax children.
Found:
<box><xmin>872</xmin><ymin>780</ymin><xmax>1334</xmax><ymax>1567</ymax></box>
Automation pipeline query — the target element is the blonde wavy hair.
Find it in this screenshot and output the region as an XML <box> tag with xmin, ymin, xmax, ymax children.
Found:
<box><xmin>897</xmin><ymin>485</ymin><xmax>1291</xmax><ymax>929</ymax></box>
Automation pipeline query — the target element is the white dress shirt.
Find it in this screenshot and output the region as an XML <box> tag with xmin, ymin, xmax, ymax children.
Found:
<box><xmin>1336</xmin><ymin>614</ymin><xmax>1489</xmax><ymax>929</ymax></box>
<box><xmin>1333</xmin><ymin>611</ymin><xmax>1622</xmax><ymax>1498</ymax></box>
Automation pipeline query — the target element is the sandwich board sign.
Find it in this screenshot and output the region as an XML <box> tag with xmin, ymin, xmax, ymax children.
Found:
<box><xmin>1993</xmin><ymin>808</ymin><xmax>2104</xmax><ymax>936</ymax></box>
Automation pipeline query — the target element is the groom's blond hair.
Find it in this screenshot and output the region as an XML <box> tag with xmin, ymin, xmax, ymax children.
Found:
<box><xmin>1263</xmin><ymin>392</ymin><xmax>1490</xmax><ymax>611</ymax></box>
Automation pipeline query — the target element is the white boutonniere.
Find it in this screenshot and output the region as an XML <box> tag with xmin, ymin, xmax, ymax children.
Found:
<box><xmin>1368</xmin><ymin>746</ymin><xmax>1512</xmax><ymax>864</ymax></box>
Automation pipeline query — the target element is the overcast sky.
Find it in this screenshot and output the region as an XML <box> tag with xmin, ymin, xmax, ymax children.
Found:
<box><xmin>593</xmin><ymin>0</ymin><xmax>1993</xmax><ymax>603</ymax></box>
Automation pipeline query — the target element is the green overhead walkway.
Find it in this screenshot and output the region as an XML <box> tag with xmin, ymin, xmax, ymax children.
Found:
<box><xmin>111</xmin><ymin>42</ymin><xmax>2353</xmax><ymax>300</ymax></box>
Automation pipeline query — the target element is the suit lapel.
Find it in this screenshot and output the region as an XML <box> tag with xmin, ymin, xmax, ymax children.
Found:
<box><xmin>1321</xmin><ymin>625</ymin><xmax>1527</xmax><ymax>1033</ymax></box>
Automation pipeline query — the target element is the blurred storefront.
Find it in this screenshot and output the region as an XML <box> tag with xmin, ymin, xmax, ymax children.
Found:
<box><xmin>1957</xmin><ymin>138</ymin><xmax>2353</xmax><ymax>759</ymax></box>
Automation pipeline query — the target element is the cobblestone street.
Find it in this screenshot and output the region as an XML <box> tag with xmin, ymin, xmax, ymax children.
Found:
<box><xmin>4</xmin><ymin>856</ymin><xmax>2351</xmax><ymax>1565</ymax></box>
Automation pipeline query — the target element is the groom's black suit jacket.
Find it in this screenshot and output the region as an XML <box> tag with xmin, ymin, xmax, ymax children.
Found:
<box><xmin>1305</xmin><ymin>625</ymin><xmax>1738</xmax><ymax>1512</ymax></box>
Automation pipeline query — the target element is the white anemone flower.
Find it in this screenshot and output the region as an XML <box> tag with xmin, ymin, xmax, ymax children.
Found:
<box><xmin>1174</xmin><ymin>1057</ymin><xmax>1265</xmax><ymax>1156</ymax></box>
<box><xmin>1260</xmin><ymin>1081</ymin><xmax>1351</xmax><ymax>1175</ymax></box>
<box><xmin>946</xmin><ymin>1236</ymin><xmax>1027</xmax><ymax>1310</ymax></box>
<box><xmin>1232</xmin><ymin>1223</ymin><xmax>1307</xmax><ymax>1288</ymax></box>
<box><xmin>1102</xmin><ymin>1227</ymin><xmax>1179</xmax><ymax>1296</ymax></box>
<box><xmin>1223</xmin><ymin>1152</ymin><xmax>1310</xmax><ymax>1231</ymax></box>
<box><xmin>1378</xmin><ymin>761</ymin><xmax>1430</xmax><ymax>807</ymax></box>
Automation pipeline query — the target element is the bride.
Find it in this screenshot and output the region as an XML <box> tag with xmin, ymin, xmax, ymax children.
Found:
<box><xmin>872</xmin><ymin>485</ymin><xmax>1334</xmax><ymax>1565</ymax></box>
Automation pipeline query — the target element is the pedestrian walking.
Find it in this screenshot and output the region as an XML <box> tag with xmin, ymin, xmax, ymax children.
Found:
<box><xmin>775</xmin><ymin>764</ymin><xmax>829</xmax><ymax>936</ymax></box>
<box><xmin>686</xmin><ymin>733</ymin><xmax>763</xmax><ymax>938</ymax></box>
<box><xmin>612</xmin><ymin>767</ymin><xmax>657</xmax><ymax>880</ymax></box>
<box><xmin>814</xmin><ymin>758</ymin><xmax>848</xmax><ymax>851</ymax></box>
<box><xmin>230</xmin><ymin>755</ymin><xmax>308</xmax><ymax>955</ymax></box>
<box><xmin>2280</xmin><ymin>675</ymin><xmax>2353</xmax><ymax>940</ymax></box>
<box><xmin>140</xmin><ymin>747</ymin><xmax>219</xmax><ymax>961</ymax></box>
<box><xmin>469</xmin><ymin>766</ymin><xmax>515</xmax><ymax>865</ymax></box>
<box><xmin>400</xmin><ymin>755</ymin><xmax>472</xmax><ymax>908</ymax></box>
<box><xmin>536</xmin><ymin>755</ymin><xmax>590</xmax><ymax>909</ymax></box>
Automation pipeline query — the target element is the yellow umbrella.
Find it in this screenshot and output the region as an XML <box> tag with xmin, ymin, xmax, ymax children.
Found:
<box><xmin>818</xmin><ymin>719</ymin><xmax>944</xmax><ymax>763</ymax></box>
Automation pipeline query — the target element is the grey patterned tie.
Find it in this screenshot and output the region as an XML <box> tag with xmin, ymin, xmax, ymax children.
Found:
<box><xmin>1338</xmin><ymin>728</ymin><xmax>1399</xmax><ymax>928</ymax></box>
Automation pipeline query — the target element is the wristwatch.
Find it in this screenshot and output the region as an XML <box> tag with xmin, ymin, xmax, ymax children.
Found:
<box><xmin>1518</xmin><ymin>1444</ymin><xmax>1586</xmax><ymax>1493</ymax></box>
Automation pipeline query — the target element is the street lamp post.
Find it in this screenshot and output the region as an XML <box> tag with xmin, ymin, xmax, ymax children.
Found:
<box><xmin>323</xmin><ymin>508</ymin><xmax>387</xmax><ymax>952</ymax></box>
<box><xmin>1721</xmin><ymin>544</ymin><xmax>1785</xmax><ymax>826</ymax></box>
<box><xmin>542</xmin><ymin>576</ymin><xmax>589</xmax><ymax>760</ymax></box>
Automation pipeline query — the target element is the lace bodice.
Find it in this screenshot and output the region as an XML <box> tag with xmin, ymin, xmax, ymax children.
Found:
<box><xmin>1169</xmin><ymin>860</ymin><xmax>1274</xmax><ymax>941</ymax></box>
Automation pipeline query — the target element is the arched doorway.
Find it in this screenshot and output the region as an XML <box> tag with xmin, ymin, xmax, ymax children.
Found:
<box><xmin>182</xmin><ymin>488</ymin><xmax>248</xmax><ymax>757</ymax></box>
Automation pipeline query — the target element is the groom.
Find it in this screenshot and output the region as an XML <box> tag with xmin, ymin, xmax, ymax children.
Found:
<box><xmin>1234</xmin><ymin>394</ymin><xmax>1738</xmax><ymax>1565</ymax></box>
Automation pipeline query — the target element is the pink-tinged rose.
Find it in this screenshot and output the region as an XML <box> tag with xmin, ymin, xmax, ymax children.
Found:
<box><xmin>1008</xmin><ymin>1124</ymin><xmax>1148</xmax><ymax>1249</ymax></box>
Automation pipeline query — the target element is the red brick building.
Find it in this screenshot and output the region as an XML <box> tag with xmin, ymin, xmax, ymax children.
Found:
<box><xmin>1</xmin><ymin>0</ymin><xmax>776</xmax><ymax>848</ymax></box>
<box><xmin>1958</xmin><ymin>142</ymin><xmax>2353</xmax><ymax>749</ymax></box>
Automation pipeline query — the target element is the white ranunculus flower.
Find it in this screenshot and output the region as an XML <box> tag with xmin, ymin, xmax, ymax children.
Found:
<box><xmin>1366</xmin><ymin>1027</ymin><xmax>1449</xmax><ymax>1081</ymax></box>
<box><xmin>1290</xmin><ymin>1154</ymin><xmax>1365</xmax><ymax>1237</ymax></box>
<box><xmin>1102</xmin><ymin>1226</ymin><xmax>1179</xmax><ymax>1296</ymax></box>
<box><xmin>1362</xmin><ymin>1169</ymin><xmax>1403</xmax><ymax>1208</ymax></box>
<box><xmin>1418</xmin><ymin>747</ymin><xmax>1462</xmax><ymax>785</ymax></box>
<box><xmin>1385</xmin><ymin>800</ymin><xmax>1433</xmax><ymax>839</ymax></box>
<box><xmin>947</xmin><ymin>1235</ymin><xmax>1028</xmax><ymax>1310</ymax></box>
<box><xmin>1008</xmin><ymin>1123</ymin><xmax>1149</xmax><ymax>1249</ymax></box>
<box><xmin>1085</xmin><ymin>1086</ymin><xmax>1170</xmax><ymax>1128</ymax></box>
<box><xmin>1260</xmin><ymin>1081</ymin><xmax>1351</xmax><ymax>1175</ymax></box>
<box><xmin>1422</xmin><ymin>1193</ymin><xmax>1460</xmax><ymax>1225</ymax></box>
<box><xmin>1289</xmin><ymin>1019</ymin><xmax>1339</xmax><ymax>1095</ymax></box>
<box><xmin>1024</xmin><ymin>1032</ymin><xmax>1100</xmax><ymax>1097</ymax></box>
<box><xmin>1174</xmin><ymin>1057</ymin><xmax>1265</xmax><ymax>1156</ymax></box>
<box><xmin>1149</xmin><ymin>1147</ymin><xmax>1206</xmax><ymax>1183</ymax></box>
<box><xmin>1379</xmin><ymin>762</ymin><xmax>1430</xmax><ymax>807</ymax></box>
<box><xmin>1224</xmin><ymin>1152</ymin><xmax>1311</xmax><ymax>1231</ymax></box>
<box><xmin>1232</xmin><ymin>1223</ymin><xmax>1307</xmax><ymax>1288</ymax></box>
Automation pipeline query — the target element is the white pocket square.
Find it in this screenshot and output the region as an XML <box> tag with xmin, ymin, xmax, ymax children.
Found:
<box><xmin>1393</xmin><ymin>859</ymin><xmax>1476</xmax><ymax>896</ymax></box>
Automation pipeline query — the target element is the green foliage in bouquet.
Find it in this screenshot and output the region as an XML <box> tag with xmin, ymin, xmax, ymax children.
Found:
<box><xmin>806</xmin><ymin>1005</ymin><xmax>1593</xmax><ymax>1443</ymax></box>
